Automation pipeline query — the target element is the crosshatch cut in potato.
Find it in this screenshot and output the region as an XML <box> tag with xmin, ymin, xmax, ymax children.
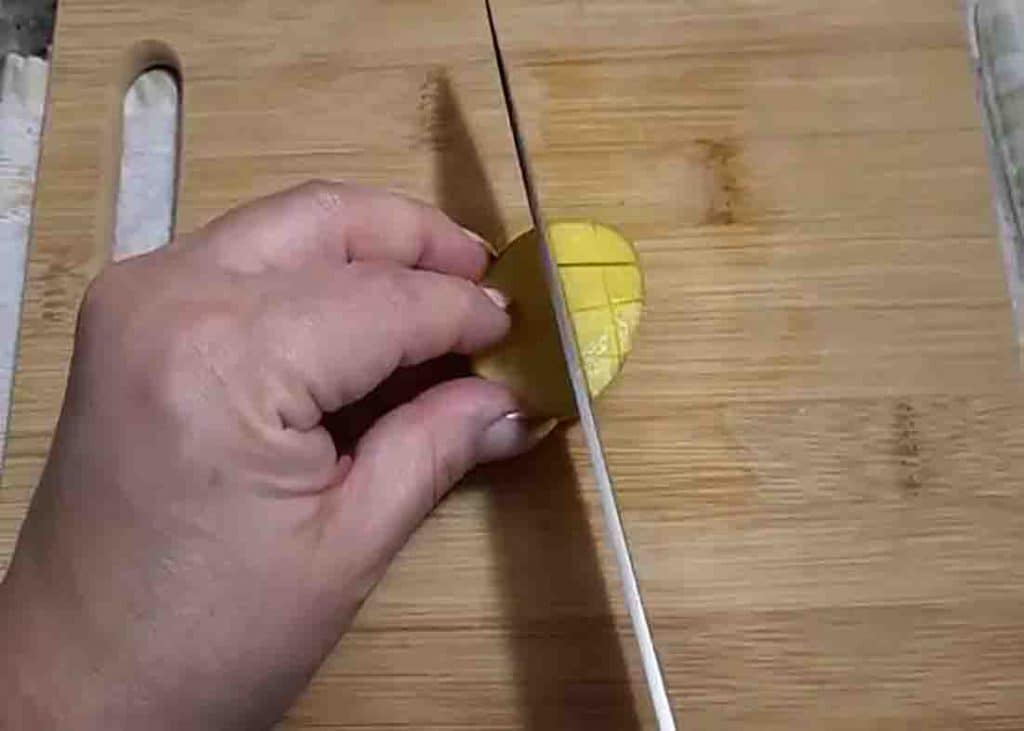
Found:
<box><xmin>473</xmin><ymin>221</ymin><xmax>645</xmax><ymax>419</ymax></box>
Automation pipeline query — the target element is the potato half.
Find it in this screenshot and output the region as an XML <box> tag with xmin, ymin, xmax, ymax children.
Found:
<box><xmin>472</xmin><ymin>221</ymin><xmax>645</xmax><ymax>419</ymax></box>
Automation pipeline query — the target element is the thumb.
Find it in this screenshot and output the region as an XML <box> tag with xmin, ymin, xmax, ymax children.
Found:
<box><xmin>323</xmin><ymin>377</ymin><xmax>555</xmax><ymax>573</ymax></box>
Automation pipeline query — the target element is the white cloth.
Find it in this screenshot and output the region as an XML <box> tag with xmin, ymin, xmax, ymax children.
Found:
<box><xmin>0</xmin><ymin>58</ymin><xmax>178</xmax><ymax>460</ymax></box>
<box><xmin>0</xmin><ymin>53</ymin><xmax>47</xmax><ymax>462</ymax></box>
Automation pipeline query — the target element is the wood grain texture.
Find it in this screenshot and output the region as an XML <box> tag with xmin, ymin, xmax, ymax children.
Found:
<box><xmin>4</xmin><ymin>0</ymin><xmax>1024</xmax><ymax>728</ymax></box>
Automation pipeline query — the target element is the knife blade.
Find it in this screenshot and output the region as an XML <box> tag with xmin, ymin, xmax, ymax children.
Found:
<box><xmin>483</xmin><ymin>3</ymin><xmax>676</xmax><ymax>728</ymax></box>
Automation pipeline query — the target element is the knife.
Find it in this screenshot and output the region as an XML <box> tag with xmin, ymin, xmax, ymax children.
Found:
<box><xmin>483</xmin><ymin>3</ymin><xmax>676</xmax><ymax>728</ymax></box>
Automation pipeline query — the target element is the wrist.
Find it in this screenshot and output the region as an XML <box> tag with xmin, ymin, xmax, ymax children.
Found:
<box><xmin>0</xmin><ymin>556</ymin><xmax>109</xmax><ymax>730</ymax></box>
<box><xmin>0</xmin><ymin>572</ymin><xmax>60</xmax><ymax>727</ymax></box>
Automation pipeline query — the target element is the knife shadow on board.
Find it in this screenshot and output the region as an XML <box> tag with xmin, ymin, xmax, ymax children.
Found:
<box><xmin>433</xmin><ymin>71</ymin><xmax>645</xmax><ymax>729</ymax></box>
<box><xmin>323</xmin><ymin>69</ymin><xmax>643</xmax><ymax>730</ymax></box>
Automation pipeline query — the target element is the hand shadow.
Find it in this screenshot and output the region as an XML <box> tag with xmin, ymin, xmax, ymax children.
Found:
<box><xmin>322</xmin><ymin>355</ymin><xmax>468</xmax><ymax>456</ymax></box>
<box><xmin>430</xmin><ymin>70</ymin><xmax>643</xmax><ymax>728</ymax></box>
<box><xmin>323</xmin><ymin>365</ymin><xmax>642</xmax><ymax>729</ymax></box>
<box><xmin>468</xmin><ymin>438</ymin><xmax>644</xmax><ymax>729</ymax></box>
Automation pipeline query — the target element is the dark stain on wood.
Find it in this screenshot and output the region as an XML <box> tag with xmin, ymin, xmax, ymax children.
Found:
<box><xmin>698</xmin><ymin>138</ymin><xmax>742</xmax><ymax>226</ymax></box>
<box><xmin>416</xmin><ymin>68</ymin><xmax>449</xmax><ymax>152</ymax></box>
<box><xmin>894</xmin><ymin>400</ymin><xmax>922</xmax><ymax>494</ymax></box>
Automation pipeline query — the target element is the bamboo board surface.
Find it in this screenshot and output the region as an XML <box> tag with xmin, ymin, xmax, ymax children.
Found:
<box><xmin>5</xmin><ymin>0</ymin><xmax>1024</xmax><ymax>728</ymax></box>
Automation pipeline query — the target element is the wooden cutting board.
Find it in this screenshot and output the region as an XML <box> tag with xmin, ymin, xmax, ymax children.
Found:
<box><xmin>5</xmin><ymin>0</ymin><xmax>1024</xmax><ymax>727</ymax></box>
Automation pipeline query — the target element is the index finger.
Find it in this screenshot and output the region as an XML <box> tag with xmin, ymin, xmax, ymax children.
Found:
<box><xmin>199</xmin><ymin>180</ymin><xmax>495</xmax><ymax>280</ymax></box>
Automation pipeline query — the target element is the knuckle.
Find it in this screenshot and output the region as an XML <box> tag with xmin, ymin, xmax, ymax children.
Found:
<box><xmin>403</xmin><ymin>403</ymin><xmax>464</xmax><ymax>509</ymax></box>
<box><xmin>397</xmin><ymin>194</ymin><xmax>431</xmax><ymax>234</ymax></box>
<box><xmin>298</xmin><ymin>179</ymin><xmax>347</xmax><ymax>216</ymax></box>
<box><xmin>446</xmin><ymin>278</ymin><xmax>480</xmax><ymax>325</ymax></box>
<box><xmin>430</xmin><ymin>440</ymin><xmax>463</xmax><ymax>502</ymax></box>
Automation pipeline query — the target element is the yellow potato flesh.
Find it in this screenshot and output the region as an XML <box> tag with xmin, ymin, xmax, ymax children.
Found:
<box><xmin>472</xmin><ymin>221</ymin><xmax>644</xmax><ymax>419</ymax></box>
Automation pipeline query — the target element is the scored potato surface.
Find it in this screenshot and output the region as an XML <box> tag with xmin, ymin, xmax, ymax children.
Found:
<box><xmin>472</xmin><ymin>221</ymin><xmax>644</xmax><ymax>419</ymax></box>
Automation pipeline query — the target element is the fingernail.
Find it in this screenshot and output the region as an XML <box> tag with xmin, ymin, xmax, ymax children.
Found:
<box><xmin>478</xmin><ymin>412</ymin><xmax>558</xmax><ymax>463</ymax></box>
<box><xmin>528</xmin><ymin>416</ymin><xmax>558</xmax><ymax>443</ymax></box>
<box><xmin>481</xmin><ymin>285</ymin><xmax>510</xmax><ymax>310</ymax></box>
<box><xmin>461</xmin><ymin>226</ymin><xmax>498</xmax><ymax>257</ymax></box>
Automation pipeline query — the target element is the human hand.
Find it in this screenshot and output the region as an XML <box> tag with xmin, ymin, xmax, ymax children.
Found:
<box><xmin>0</xmin><ymin>182</ymin><xmax>552</xmax><ymax>729</ymax></box>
